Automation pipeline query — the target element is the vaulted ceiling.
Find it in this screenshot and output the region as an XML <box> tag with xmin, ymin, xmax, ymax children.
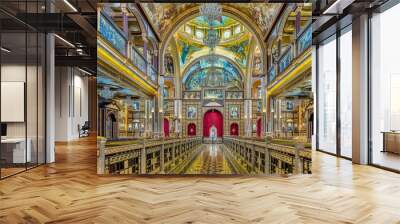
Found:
<box><xmin>140</xmin><ymin>3</ymin><xmax>283</xmax><ymax>40</ymax></box>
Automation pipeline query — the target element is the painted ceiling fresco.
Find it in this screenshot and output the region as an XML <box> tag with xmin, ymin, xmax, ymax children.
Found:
<box><xmin>221</xmin><ymin>39</ymin><xmax>249</xmax><ymax>68</ymax></box>
<box><xmin>176</xmin><ymin>38</ymin><xmax>202</xmax><ymax>66</ymax></box>
<box><xmin>226</xmin><ymin>3</ymin><xmax>283</xmax><ymax>34</ymax></box>
<box><xmin>140</xmin><ymin>3</ymin><xmax>196</xmax><ymax>38</ymax></box>
<box><xmin>190</xmin><ymin>16</ymin><xmax>238</xmax><ymax>28</ymax></box>
<box><xmin>183</xmin><ymin>56</ymin><xmax>243</xmax><ymax>91</ymax></box>
<box><xmin>175</xmin><ymin>15</ymin><xmax>251</xmax><ymax>69</ymax></box>
<box><xmin>140</xmin><ymin>3</ymin><xmax>283</xmax><ymax>38</ymax></box>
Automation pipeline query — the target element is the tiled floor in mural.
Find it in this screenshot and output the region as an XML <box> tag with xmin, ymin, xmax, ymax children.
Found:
<box><xmin>183</xmin><ymin>144</ymin><xmax>235</xmax><ymax>175</ymax></box>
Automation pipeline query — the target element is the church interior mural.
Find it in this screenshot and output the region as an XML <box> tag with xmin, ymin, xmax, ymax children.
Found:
<box><xmin>97</xmin><ymin>2</ymin><xmax>312</xmax><ymax>175</ymax></box>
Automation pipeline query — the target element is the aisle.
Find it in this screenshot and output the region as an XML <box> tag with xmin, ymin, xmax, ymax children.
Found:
<box><xmin>183</xmin><ymin>144</ymin><xmax>234</xmax><ymax>174</ymax></box>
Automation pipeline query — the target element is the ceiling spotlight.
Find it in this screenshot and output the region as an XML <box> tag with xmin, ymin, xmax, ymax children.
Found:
<box><xmin>63</xmin><ymin>0</ymin><xmax>78</xmax><ymax>12</ymax></box>
<box><xmin>78</xmin><ymin>67</ymin><xmax>93</xmax><ymax>76</ymax></box>
<box><xmin>54</xmin><ymin>34</ymin><xmax>75</xmax><ymax>48</ymax></box>
<box><xmin>1</xmin><ymin>47</ymin><xmax>11</xmax><ymax>53</ymax></box>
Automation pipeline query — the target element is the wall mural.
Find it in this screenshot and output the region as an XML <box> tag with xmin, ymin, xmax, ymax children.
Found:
<box><xmin>187</xmin><ymin>106</ymin><xmax>197</xmax><ymax>119</ymax></box>
<box><xmin>140</xmin><ymin>3</ymin><xmax>196</xmax><ymax>37</ymax></box>
<box><xmin>225</xmin><ymin>3</ymin><xmax>282</xmax><ymax>35</ymax></box>
<box><xmin>229</xmin><ymin>105</ymin><xmax>240</xmax><ymax>119</ymax></box>
<box><xmin>98</xmin><ymin>3</ymin><xmax>312</xmax><ymax>176</ymax></box>
<box><xmin>222</xmin><ymin>39</ymin><xmax>250</xmax><ymax>68</ymax></box>
<box><xmin>204</xmin><ymin>89</ymin><xmax>224</xmax><ymax>99</ymax></box>
<box><xmin>184</xmin><ymin>56</ymin><xmax>243</xmax><ymax>90</ymax></box>
<box><xmin>140</xmin><ymin>3</ymin><xmax>282</xmax><ymax>38</ymax></box>
<box><xmin>164</xmin><ymin>54</ymin><xmax>174</xmax><ymax>76</ymax></box>
<box><xmin>177</xmin><ymin>39</ymin><xmax>201</xmax><ymax>65</ymax></box>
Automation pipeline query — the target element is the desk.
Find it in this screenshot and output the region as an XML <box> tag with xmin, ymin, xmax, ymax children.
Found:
<box><xmin>1</xmin><ymin>138</ymin><xmax>31</xmax><ymax>164</ymax></box>
<box><xmin>382</xmin><ymin>132</ymin><xmax>400</xmax><ymax>154</ymax></box>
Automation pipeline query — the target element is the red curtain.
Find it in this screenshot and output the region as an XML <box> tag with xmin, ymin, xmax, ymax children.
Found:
<box><xmin>203</xmin><ymin>110</ymin><xmax>223</xmax><ymax>137</ymax></box>
<box><xmin>230</xmin><ymin>123</ymin><xmax>239</xmax><ymax>136</ymax></box>
<box><xmin>163</xmin><ymin>118</ymin><xmax>170</xmax><ymax>137</ymax></box>
<box><xmin>256</xmin><ymin>118</ymin><xmax>262</xmax><ymax>137</ymax></box>
<box><xmin>188</xmin><ymin>123</ymin><xmax>196</xmax><ymax>136</ymax></box>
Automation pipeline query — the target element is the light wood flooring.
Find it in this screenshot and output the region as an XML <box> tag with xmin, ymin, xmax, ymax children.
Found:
<box><xmin>0</xmin><ymin>137</ymin><xmax>400</xmax><ymax>224</ymax></box>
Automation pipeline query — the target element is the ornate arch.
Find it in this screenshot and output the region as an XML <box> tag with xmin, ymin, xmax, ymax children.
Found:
<box><xmin>127</xmin><ymin>5</ymin><xmax>147</xmax><ymax>35</ymax></box>
<box><xmin>181</xmin><ymin>54</ymin><xmax>244</xmax><ymax>83</ymax></box>
<box><xmin>159</xmin><ymin>5</ymin><xmax>267</xmax><ymax>76</ymax></box>
<box><xmin>267</xmin><ymin>4</ymin><xmax>296</xmax><ymax>54</ymax></box>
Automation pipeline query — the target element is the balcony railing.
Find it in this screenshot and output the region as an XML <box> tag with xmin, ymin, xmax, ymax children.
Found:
<box><xmin>131</xmin><ymin>47</ymin><xmax>158</xmax><ymax>83</ymax></box>
<box><xmin>267</xmin><ymin>65</ymin><xmax>277</xmax><ymax>84</ymax></box>
<box><xmin>131</xmin><ymin>47</ymin><xmax>147</xmax><ymax>74</ymax></box>
<box><xmin>297</xmin><ymin>24</ymin><xmax>312</xmax><ymax>56</ymax></box>
<box><xmin>278</xmin><ymin>46</ymin><xmax>293</xmax><ymax>74</ymax></box>
<box><xmin>98</xmin><ymin>11</ymin><xmax>158</xmax><ymax>85</ymax></box>
<box><xmin>98</xmin><ymin>13</ymin><xmax>127</xmax><ymax>55</ymax></box>
<box><xmin>267</xmin><ymin>24</ymin><xmax>312</xmax><ymax>86</ymax></box>
<box><xmin>148</xmin><ymin>64</ymin><xmax>157</xmax><ymax>82</ymax></box>
<box><xmin>97</xmin><ymin>137</ymin><xmax>202</xmax><ymax>174</ymax></box>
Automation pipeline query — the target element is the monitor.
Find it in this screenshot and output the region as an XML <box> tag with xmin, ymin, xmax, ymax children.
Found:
<box><xmin>1</xmin><ymin>123</ymin><xmax>7</xmax><ymax>137</ymax></box>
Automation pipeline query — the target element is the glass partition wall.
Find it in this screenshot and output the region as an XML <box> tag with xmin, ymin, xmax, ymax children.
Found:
<box><xmin>316</xmin><ymin>25</ymin><xmax>353</xmax><ymax>159</ymax></box>
<box><xmin>370</xmin><ymin>3</ymin><xmax>400</xmax><ymax>171</ymax></box>
<box><xmin>317</xmin><ymin>35</ymin><xmax>337</xmax><ymax>155</ymax></box>
<box><xmin>0</xmin><ymin>1</ymin><xmax>46</xmax><ymax>179</ymax></box>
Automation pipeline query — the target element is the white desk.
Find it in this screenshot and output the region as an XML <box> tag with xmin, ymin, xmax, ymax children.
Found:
<box><xmin>1</xmin><ymin>138</ymin><xmax>31</xmax><ymax>163</ymax></box>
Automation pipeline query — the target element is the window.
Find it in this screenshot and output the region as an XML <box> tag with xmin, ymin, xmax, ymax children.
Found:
<box><xmin>317</xmin><ymin>35</ymin><xmax>337</xmax><ymax>154</ymax></box>
<box><xmin>370</xmin><ymin>3</ymin><xmax>400</xmax><ymax>171</ymax></box>
<box><xmin>339</xmin><ymin>27</ymin><xmax>352</xmax><ymax>158</ymax></box>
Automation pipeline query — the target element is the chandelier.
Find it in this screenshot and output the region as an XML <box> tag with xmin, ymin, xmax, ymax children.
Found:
<box><xmin>199</xmin><ymin>3</ymin><xmax>222</xmax><ymax>24</ymax></box>
<box><xmin>207</xmin><ymin>50</ymin><xmax>218</xmax><ymax>66</ymax></box>
<box><xmin>203</xmin><ymin>28</ymin><xmax>220</xmax><ymax>49</ymax></box>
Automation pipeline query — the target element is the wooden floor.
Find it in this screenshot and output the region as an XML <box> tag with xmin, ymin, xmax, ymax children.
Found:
<box><xmin>1</xmin><ymin>137</ymin><xmax>400</xmax><ymax>224</ymax></box>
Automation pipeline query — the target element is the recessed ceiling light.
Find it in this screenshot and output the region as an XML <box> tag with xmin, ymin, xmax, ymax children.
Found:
<box><xmin>1</xmin><ymin>47</ymin><xmax>11</xmax><ymax>53</ymax></box>
<box><xmin>78</xmin><ymin>67</ymin><xmax>93</xmax><ymax>76</ymax></box>
<box><xmin>63</xmin><ymin>0</ymin><xmax>78</xmax><ymax>12</ymax></box>
<box><xmin>54</xmin><ymin>34</ymin><xmax>75</xmax><ymax>48</ymax></box>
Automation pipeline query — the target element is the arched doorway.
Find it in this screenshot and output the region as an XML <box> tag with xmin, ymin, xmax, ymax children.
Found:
<box><xmin>203</xmin><ymin>110</ymin><xmax>223</xmax><ymax>138</ymax></box>
<box><xmin>163</xmin><ymin>118</ymin><xmax>170</xmax><ymax>137</ymax></box>
<box><xmin>188</xmin><ymin>123</ymin><xmax>196</xmax><ymax>136</ymax></box>
<box><xmin>230</xmin><ymin>123</ymin><xmax>239</xmax><ymax>136</ymax></box>
<box><xmin>106</xmin><ymin>113</ymin><xmax>117</xmax><ymax>139</ymax></box>
<box><xmin>256</xmin><ymin>118</ymin><xmax>262</xmax><ymax>137</ymax></box>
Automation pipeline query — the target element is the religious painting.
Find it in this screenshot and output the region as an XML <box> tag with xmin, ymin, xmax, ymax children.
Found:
<box><xmin>223</xmin><ymin>39</ymin><xmax>250</xmax><ymax>67</ymax></box>
<box><xmin>229</xmin><ymin>105</ymin><xmax>240</xmax><ymax>119</ymax></box>
<box><xmin>183</xmin><ymin>91</ymin><xmax>201</xmax><ymax>99</ymax></box>
<box><xmin>287</xmin><ymin>101</ymin><xmax>294</xmax><ymax>111</ymax></box>
<box><xmin>163</xmin><ymin>87</ymin><xmax>169</xmax><ymax>98</ymax></box>
<box><xmin>187</xmin><ymin>106</ymin><xmax>197</xmax><ymax>119</ymax></box>
<box><xmin>140</xmin><ymin>3</ymin><xmax>196</xmax><ymax>37</ymax></box>
<box><xmin>163</xmin><ymin>101</ymin><xmax>169</xmax><ymax>111</ymax></box>
<box><xmin>164</xmin><ymin>54</ymin><xmax>174</xmax><ymax>76</ymax></box>
<box><xmin>204</xmin><ymin>89</ymin><xmax>224</xmax><ymax>100</ymax></box>
<box><xmin>184</xmin><ymin>57</ymin><xmax>243</xmax><ymax>91</ymax></box>
<box><xmin>226</xmin><ymin>91</ymin><xmax>243</xmax><ymax>99</ymax></box>
<box><xmin>257</xmin><ymin>101</ymin><xmax>262</xmax><ymax>113</ymax></box>
<box><xmin>132</xmin><ymin>101</ymin><xmax>140</xmax><ymax>111</ymax></box>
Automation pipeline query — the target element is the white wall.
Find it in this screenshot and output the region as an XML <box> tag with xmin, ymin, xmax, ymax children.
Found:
<box><xmin>1</xmin><ymin>63</ymin><xmax>46</xmax><ymax>164</ymax></box>
<box><xmin>55</xmin><ymin>67</ymin><xmax>89</xmax><ymax>141</ymax></box>
<box><xmin>1</xmin><ymin>65</ymin><xmax>29</xmax><ymax>138</ymax></box>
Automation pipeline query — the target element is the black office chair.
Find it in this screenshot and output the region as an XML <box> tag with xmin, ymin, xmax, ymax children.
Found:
<box><xmin>79</xmin><ymin>121</ymin><xmax>90</xmax><ymax>138</ymax></box>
